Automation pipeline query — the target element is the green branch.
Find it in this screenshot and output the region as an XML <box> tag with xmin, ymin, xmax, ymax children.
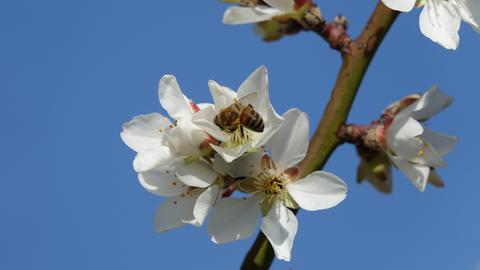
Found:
<box><xmin>240</xmin><ymin>2</ymin><xmax>399</xmax><ymax>269</ymax></box>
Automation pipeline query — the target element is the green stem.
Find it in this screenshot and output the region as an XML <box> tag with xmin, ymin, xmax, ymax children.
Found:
<box><xmin>240</xmin><ymin>2</ymin><xmax>399</xmax><ymax>270</ymax></box>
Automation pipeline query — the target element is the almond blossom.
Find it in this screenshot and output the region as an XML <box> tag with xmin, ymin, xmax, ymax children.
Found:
<box><xmin>121</xmin><ymin>75</ymin><xmax>223</xmax><ymax>229</ymax></box>
<box><xmin>382</xmin><ymin>0</ymin><xmax>480</xmax><ymax>49</ymax></box>
<box><xmin>192</xmin><ymin>66</ymin><xmax>283</xmax><ymax>162</ymax></box>
<box><xmin>121</xmin><ymin>75</ymin><xmax>219</xmax><ymax>188</ymax></box>
<box><xmin>208</xmin><ymin>109</ymin><xmax>347</xmax><ymax>261</ymax></box>
<box><xmin>384</xmin><ymin>86</ymin><xmax>457</xmax><ymax>191</ymax></box>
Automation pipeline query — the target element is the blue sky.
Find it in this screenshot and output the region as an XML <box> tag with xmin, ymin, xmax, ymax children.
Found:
<box><xmin>1</xmin><ymin>0</ymin><xmax>479</xmax><ymax>269</ymax></box>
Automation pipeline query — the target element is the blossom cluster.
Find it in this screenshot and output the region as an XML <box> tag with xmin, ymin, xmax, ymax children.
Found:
<box><xmin>222</xmin><ymin>0</ymin><xmax>479</xmax><ymax>49</ymax></box>
<box><xmin>121</xmin><ymin>66</ymin><xmax>347</xmax><ymax>261</ymax></box>
<box><xmin>342</xmin><ymin>87</ymin><xmax>457</xmax><ymax>192</ymax></box>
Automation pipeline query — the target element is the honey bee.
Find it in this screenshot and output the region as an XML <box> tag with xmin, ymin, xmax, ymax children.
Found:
<box><xmin>214</xmin><ymin>101</ymin><xmax>264</xmax><ymax>133</ymax></box>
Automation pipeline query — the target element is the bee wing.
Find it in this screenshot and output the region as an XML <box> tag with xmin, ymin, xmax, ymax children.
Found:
<box><xmin>238</xmin><ymin>92</ymin><xmax>258</xmax><ymax>106</ymax></box>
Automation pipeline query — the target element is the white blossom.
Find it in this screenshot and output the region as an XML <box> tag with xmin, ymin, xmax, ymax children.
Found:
<box><xmin>121</xmin><ymin>75</ymin><xmax>219</xmax><ymax>188</ymax></box>
<box><xmin>121</xmin><ymin>75</ymin><xmax>224</xmax><ymax>230</ymax></box>
<box><xmin>223</xmin><ymin>0</ymin><xmax>296</xmax><ymax>25</ymax></box>
<box><xmin>385</xmin><ymin>86</ymin><xmax>457</xmax><ymax>191</ymax></box>
<box><xmin>382</xmin><ymin>0</ymin><xmax>480</xmax><ymax>49</ymax></box>
<box><xmin>192</xmin><ymin>66</ymin><xmax>283</xmax><ymax>162</ymax></box>
<box><xmin>208</xmin><ymin>109</ymin><xmax>347</xmax><ymax>261</ymax></box>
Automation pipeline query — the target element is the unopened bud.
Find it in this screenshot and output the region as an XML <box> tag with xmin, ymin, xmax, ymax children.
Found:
<box><xmin>427</xmin><ymin>169</ymin><xmax>445</xmax><ymax>188</ymax></box>
<box><xmin>293</xmin><ymin>0</ymin><xmax>313</xmax><ymax>10</ymax></box>
<box><xmin>255</xmin><ymin>18</ymin><xmax>302</xmax><ymax>41</ymax></box>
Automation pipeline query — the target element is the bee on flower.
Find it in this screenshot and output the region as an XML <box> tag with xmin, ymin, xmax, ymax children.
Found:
<box><xmin>192</xmin><ymin>66</ymin><xmax>284</xmax><ymax>162</ymax></box>
<box><xmin>208</xmin><ymin>109</ymin><xmax>347</xmax><ymax>261</ymax></box>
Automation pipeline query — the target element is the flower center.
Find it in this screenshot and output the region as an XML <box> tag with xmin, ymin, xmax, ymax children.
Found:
<box><xmin>224</xmin><ymin>126</ymin><xmax>256</xmax><ymax>147</ymax></box>
<box><xmin>264</xmin><ymin>177</ymin><xmax>285</xmax><ymax>195</ymax></box>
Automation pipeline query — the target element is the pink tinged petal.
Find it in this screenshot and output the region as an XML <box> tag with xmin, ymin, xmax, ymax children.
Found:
<box><xmin>208</xmin><ymin>196</ymin><xmax>261</xmax><ymax>244</ymax></box>
<box><xmin>390</xmin><ymin>156</ymin><xmax>430</xmax><ymax>192</ymax></box>
<box><xmin>266</xmin><ymin>109</ymin><xmax>308</xmax><ymax>170</ymax></box>
<box><xmin>210</xmin><ymin>143</ymin><xmax>252</xmax><ymax>163</ymax></box>
<box><xmin>264</xmin><ymin>0</ymin><xmax>295</xmax><ymax>12</ymax></box>
<box><xmin>287</xmin><ymin>171</ymin><xmax>347</xmax><ymax>211</ymax></box>
<box><xmin>260</xmin><ymin>200</ymin><xmax>298</xmax><ymax>262</ymax></box>
<box><xmin>138</xmin><ymin>168</ymin><xmax>188</xmax><ymax>196</ymax></box>
<box><xmin>237</xmin><ymin>66</ymin><xmax>268</xmax><ymax>111</ymax></box>
<box><xmin>223</xmin><ymin>6</ymin><xmax>283</xmax><ymax>25</ymax></box>
<box><xmin>208</xmin><ymin>80</ymin><xmax>237</xmax><ymax>110</ymax></box>
<box><xmin>458</xmin><ymin>0</ymin><xmax>480</xmax><ymax>31</ymax></box>
<box><xmin>381</xmin><ymin>0</ymin><xmax>416</xmax><ymax>12</ymax></box>
<box><xmin>386</xmin><ymin>116</ymin><xmax>424</xmax><ymax>159</ymax></box>
<box><xmin>158</xmin><ymin>75</ymin><xmax>193</xmax><ymax>120</ymax></box>
<box><xmin>421</xmin><ymin>128</ymin><xmax>457</xmax><ymax>156</ymax></box>
<box><xmin>408</xmin><ymin>86</ymin><xmax>453</xmax><ymax>121</ymax></box>
<box><xmin>419</xmin><ymin>0</ymin><xmax>461</xmax><ymax>50</ymax></box>
<box><xmin>174</xmin><ymin>160</ymin><xmax>218</xmax><ymax>188</ymax></box>
<box><xmin>154</xmin><ymin>194</ymin><xmax>197</xmax><ymax>233</ymax></box>
<box><xmin>191</xmin><ymin>105</ymin><xmax>229</xmax><ymax>142</ymax></box>
<box><xmin>183</xmin><ymin>185</ymin><xmax>220</xmax><ymax>227</ymax></box>
<box><xmin>120</xmin><ymin>113</ymin><xmax>171</xmax><ymax>153</ymax></box>
<box><xmin>133</xmin><ymin>146</ymin><xmax>174</xmax><ymax>172</ymax></box>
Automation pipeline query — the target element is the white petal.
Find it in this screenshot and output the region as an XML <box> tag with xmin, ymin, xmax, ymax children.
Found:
<box><xmin>167</xmin><ymin>119</ymin><xmax>207</xmax><ymax>157</ymax></box>
<box><xmin>174</xmin><ymin>160</ymin><xmax>218</xmax><ymax>188</ymax></box>
<box><xmin>183</xmin><ymin>185</ymin><xmax>219</xmax><ymax>226</ymax></box>
<box><xmin>420</xmin><ymin>144</ymin><xmax>446</xmax><ymax>167</ymax></box>
<box><xmin>154</xmin><ymin>194</ymin><xmax>197</xmax><ymax>233</ymax></box>
<box><xmin>458</xmin><ymin>0</ymin><xmax>480</xmax><ymax>31</ymax></box>
<box><xmin>390</xmin><ymin>156</ymin><xmax>430</xmax><ymax>192</ymax></box>
<box><xmin>133</xmin><ymin>146</ymin><xmax>174</xmax><ymax>172</ymax></box>
<box><xmin>208</xmin><ymin>80</ymin><xmax>237</xmax><ymax>110</ymax></box>
<box><xmin>381</xmin><ymin>0</ymin><xmax>416</xmax><ymax>12</ymax></box>
<box><xmin>421</xmin><ymin>128</ymin><xmax>457</xmax><ymax>156</ymax></box>
<box><xmin>196</xmin><ymin>103</ymin><xmax>212</xmax><ymax>110</ymax></box>
<box><xmin>191</xmin><ymin>105</ymin><xmax>229</xmax><ymax>141</ymax></box>
<box><xmin>210</xmin><ymin>143</ymin><xmax>252</xmax><ymax>163</ymax></box>
<box><xmin>208</xmin><ymin>196</ymin><xmax>261</xmax><ymax>243</ymax></box>
<box><xmin>263</xmin><ymin>0</ymin><xmax>295</xmax><ymax>12</ymax></box>
<box><xmin>386</xmin><ymin>116</ymin><xmax>424</xmax><ymax>159</ymax></box>
<box><xmin>213</xmin><ymin>151</ymin><xmax>265</xmax><ymax>178</ymax></box>
<box><xmin>158</xmin><ymin>75</ymin><xmax>193</xmax><ymax>120</ymax></box>
<box><xmin>255</xmin><ymin>102</ymin><xmax>284</xmax><ymax>147</ymax></box>
<box><xmin>266</xmin><ymin>109</ymin><xmax>308</xmax><ymax>170</ymax></box>
<box><xmin>260</xmin><ymin>200</ymin><xmax>298</xmax><ymax>262</ymax></box>
<box><xmin>408</xmin><ymin>86</ymin><xmax>452</xmax><ymax>121</ymax></box>
<box><xmin>120</xmin><ymin>113</ymin><xmax>171</xmax><ymax>153</ymax></box>
<box><xmin>138</xmin><ymin>168</ymin><xmax>188</xmax><ymax>196</ymax></box>
<box><xmin>223</xmin><ymin>6</ymin><xmax>282</xmax><ymax>25</ymax></box>
<box><xmin>287</xmin><ymin>171</ymin><xmax>347</xmax><ymax>211</ymax></box>
<box><xmin>237</xmin><ymin>66</ymin><xmax>268</xmax><ymax>112</ymax></box>
<box><xmin>419</xmin><ymin>1</ymin><xmax>461</xmax><ymax>50</ymax></box>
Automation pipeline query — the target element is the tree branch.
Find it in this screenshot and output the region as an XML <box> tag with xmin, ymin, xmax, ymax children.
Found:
<box><xmin>240</xmin><ymin>2</ymin><xmax>399</xmax><ymax>270</ymax></box>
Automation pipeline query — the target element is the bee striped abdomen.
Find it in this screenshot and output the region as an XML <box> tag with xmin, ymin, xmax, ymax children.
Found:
<box><xmin>240</xmin><ymin>104</ymin><xmax>264</xmax><ymax>132</ymax></box>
